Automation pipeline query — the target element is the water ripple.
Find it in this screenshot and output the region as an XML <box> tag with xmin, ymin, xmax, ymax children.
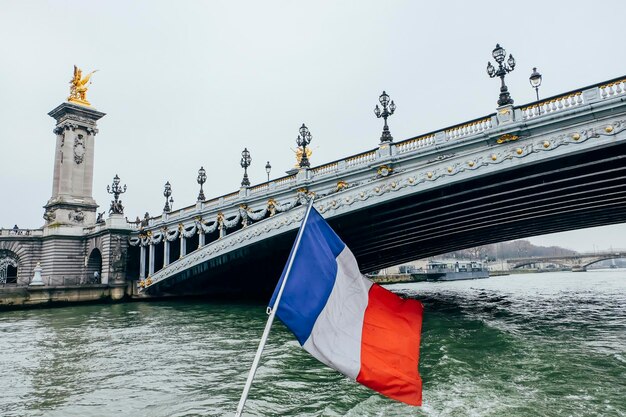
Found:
<box><xmin>0</xmin><ymin>271</ymin><xmax>625</xmax><ymax>416</ymax></box>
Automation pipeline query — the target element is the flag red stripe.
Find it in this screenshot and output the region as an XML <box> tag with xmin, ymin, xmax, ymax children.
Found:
<box><xmin>356</xmin><ymin>284</ymin><xmax>424</xmax><ymax>406</ymax></box>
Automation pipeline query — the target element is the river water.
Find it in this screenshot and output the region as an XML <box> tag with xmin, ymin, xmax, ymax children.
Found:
<box><xmin>1</xmin><ymin>270</ymin><xmax>625</xmax><ymax>417</ymax></box>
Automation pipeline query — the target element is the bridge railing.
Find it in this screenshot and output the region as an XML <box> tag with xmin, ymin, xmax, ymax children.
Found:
<box><xmin>445</xmin><ymin>116</ymin><xmax>494</xmax><ymax>140</ymax></box>
<box><xmin>395</xmin><ymin>134</ymin><xmax>436</xmax><ymax>154</ymax></box>
<box><xmin>0</xmin><ymin>228</ymin><xmax>43</xmax><ymax>237</ymax></box>
<box><xmin>521</xmin><ymin>75</ymin><xmax>626</xmax><ymax>120</ymax></box>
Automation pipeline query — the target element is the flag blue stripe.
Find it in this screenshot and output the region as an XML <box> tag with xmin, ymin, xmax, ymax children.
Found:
<box><xmin>269</xmin><ymin>208</ymin><xmax>346</xmax><ymax>345</ymax></box>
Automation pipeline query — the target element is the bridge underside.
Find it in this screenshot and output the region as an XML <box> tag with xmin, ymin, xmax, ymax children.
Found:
<box><xmin>151</xmin><ymin>141</ymin><xmax>626</xmax><ymax>298</ymax></box>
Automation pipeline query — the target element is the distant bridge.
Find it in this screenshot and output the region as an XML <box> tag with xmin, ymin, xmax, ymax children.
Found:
<box><xmin>509</xmin><ymin>251</ymin><xmax>626</xmax><ymax>271</ymax></box>
<box><xmin>132</xmin><ymin>75</ymin><xmax>626</xmax><ymax>297</ymax></box>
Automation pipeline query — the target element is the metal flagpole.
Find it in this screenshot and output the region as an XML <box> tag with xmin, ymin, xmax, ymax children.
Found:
<box><xmin>235</xmin><ymin>197</ymin><xmax>315</xmax><ymax>417</ymax></box>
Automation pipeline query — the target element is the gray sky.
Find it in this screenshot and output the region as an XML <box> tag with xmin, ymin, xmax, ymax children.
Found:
<box><xmin>1</xmin><ymin>0</ymin><xmax>625</xmax><ymax>252</ymax></box>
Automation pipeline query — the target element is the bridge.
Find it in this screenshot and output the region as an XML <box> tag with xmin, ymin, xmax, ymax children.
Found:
<box><xmin>2</xmin><ymin>72</ymin><xmax>625</xmax><ymax>300</ymax></box>
<box><xmin>132</xmin><ymin>75</ymin><xmax>626</xmax><ymax>297</ymax></box>
<box><xmin>508</xmin><ymin>251</ymin><xmax>626</xmax><ymax>271</ymax></box>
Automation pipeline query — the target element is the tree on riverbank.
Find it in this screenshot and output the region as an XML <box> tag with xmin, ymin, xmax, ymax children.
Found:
<box><xmin>441</xmin><ymin>240</ymin><xmax>577</xmax><ymax>261</ymax></box>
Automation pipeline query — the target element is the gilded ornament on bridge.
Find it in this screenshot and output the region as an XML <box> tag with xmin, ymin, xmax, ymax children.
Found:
<box><xmin>68</xmin><ymin>65</ymin><xmax>98</xmax><ymax>107</ymax></box>
<box><xmin>498</xmin><ymin>107</ymin><xmax>511</xmax><ymax>115</ymax></box>
<box><xmin>468</xmin><ymin>161</ymin><xmax>475</xmax><ymax>167</ymax></box>
<box><xmin>605</xmin><ymin>125</ymin><xmax>614</xmax><ymax>133</ymax></box>
<box><xmin>293</xmin><ymin>146</ymin><xmax>312</xmax><ymax>167</ymax></box>
<box><xmin>543</xmin><ymin>141</ymin><xmax>550</xmax><ymax>148</ymax></box>
<box><xmin>516</xmin><ymin>148</ymin><xmax>523</xmax><ymax>155</ymax></box>
<box><xmin>336</xmin><ymin>181</ymin><xmax>348</xmax><ymax>191</ymax></box>
<box><xmin>496</xmin><ymin>133</ymin><xmax>519</xmax><ymax>144</ymax></box>
<box><xmin>377</xmin><ymin>165</ymin><xmax>393</xmax><ymax>177</ymax></box>
<box><xmin>491</xmin><ymin>154</ymin><xmax>497</xmax><ymax>161</ymax></box>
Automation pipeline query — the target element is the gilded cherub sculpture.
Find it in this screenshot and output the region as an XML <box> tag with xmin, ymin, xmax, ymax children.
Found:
<box><xmin>68</xmin><ymin>65</ymin><xmax>97</xmax><ymax>106</ymax></box>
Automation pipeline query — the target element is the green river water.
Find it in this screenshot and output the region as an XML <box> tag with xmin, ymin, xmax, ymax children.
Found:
<box><xmin>1</xmin><ymin>270</ymin><xmax>625</xmax><ymax>417</ymax></box>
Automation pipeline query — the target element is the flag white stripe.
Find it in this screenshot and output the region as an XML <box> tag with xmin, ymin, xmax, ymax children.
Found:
<box><xmin>302</xmin><ymin>246</ymin><xmax>373</xmax><ymax>379</ymax></box>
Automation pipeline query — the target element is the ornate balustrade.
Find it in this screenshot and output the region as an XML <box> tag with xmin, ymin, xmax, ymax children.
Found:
<box><xmin>0</xmin><ymin>228</ymin><xmax>43</xmax><ymax>237</ymax></box>
<box><xmin>273</xmin><ymin>175</ymin><xmax>296</xmax><ymax>188</ymax></box>
<box><xmin>600</xmin><ymin>78</ymin><xmax>626</xmax><ymax>99</ymax></box>
<box><xmin>345</xmin><ymin>151</ymin><xmax>376</xmax><ymax>168</ymax></box>
<box><xmin>249</xmin><ymin>182</ymin><xmax>270</xmax><ymax>195</ymax></box>
<box><xmin>395</xmin><ymin>134</ymin><xmax>435</xmax><ymax>154</ymax></box>
<box><xmin>521</xmin><ymin>75</ymin><xmax>626</xmax><ymax>121</ymax></box>
<box><xmin>311</xmin><ymin>162</ymin><xmax>339</xmax><ymax>177</ymax></box>
<box><xmin>521</xmin><ymin>92</ymin><xmax>584</xmax><ymax>119</ymax></box>
<box><xmin>445</xmin><ymin>117</ymin><xmax>493</xmax><ymax>140</ymax></box>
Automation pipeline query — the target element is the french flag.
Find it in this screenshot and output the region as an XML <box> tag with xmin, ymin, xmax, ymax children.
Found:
<box><xmin>269</xmin><ymin>207</ymin><xmax>424</xmax><ymax>406</ymax></box>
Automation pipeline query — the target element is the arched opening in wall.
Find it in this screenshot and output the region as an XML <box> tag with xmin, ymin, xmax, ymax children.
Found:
<box><xmin>0</xmin><ymin>250</ymin><xmax>19</xmax><ymax>285</ymax></box>
<box><xmin>86</xmin><ymin>248</ymin><xmax>102</xmax><ymax>284</ymax></box>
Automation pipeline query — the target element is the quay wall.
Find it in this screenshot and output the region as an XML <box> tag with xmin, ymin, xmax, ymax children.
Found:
<box><xmin>0</xmin><ymin>283</ymin><xmax>130</xmax><ymax>311</ymax></box>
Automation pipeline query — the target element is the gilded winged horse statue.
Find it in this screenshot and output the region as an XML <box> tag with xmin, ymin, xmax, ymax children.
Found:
<box><xmin>68</xmin><ymin>65</ymin><xmax>97</xmax><ymax>106</ymax></box>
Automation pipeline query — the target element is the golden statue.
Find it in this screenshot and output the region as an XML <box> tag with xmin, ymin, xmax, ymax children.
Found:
<box><xmin>68</xmin><ymin>65</ymin><xmax>97</xmax><ymax>106</ymax></box>
<box><xmin>293</xmin><ymin>146</ymin><xmax>312</xmax><ymax>167</ymax></box>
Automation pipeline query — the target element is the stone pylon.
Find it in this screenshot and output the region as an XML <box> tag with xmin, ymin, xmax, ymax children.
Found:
<box><xmin>44</xmin><ymin>102</ymin><xmax>106</xmax><ymax>228</ymax></box>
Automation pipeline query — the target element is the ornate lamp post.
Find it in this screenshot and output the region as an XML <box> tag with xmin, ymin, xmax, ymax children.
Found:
<box><xmin>106</xmin><ymin>174</ymin><xmax>127</xmax><ymax>214</ymax></box>
<box><xmin>163</xmin><ymin>181</ymin><xmax>172</xmax><ymax>212</ymax></box>
<box><xmin>374</xmin><ymin>91</ymin><xmax>396</xmax><ymax>143</ymax></box>
<box><xmin>197</xmin><ymin>166</ymin><xmax>207</xmax><ymax>201</ymax></box>
<box><xmin>265</xmin><ymin>161</ymin><xmax>271</xmax><ymax>181</ymax></box>
<box><xmin>296</xmin><ymin>124</ymin><xmax>312</xmax><ymax>168</ymax></box>
<box><xmin>240</xmin><ymin>148</ymin><xmax>251</xmax><ymax>187</ymax></box>
<box><xmin>529</xmin><ymin>67</ymin><xmax>542</xmax><ymax>101</ymax></box>
<box><xmin>486</xmin><ymin>43</ymin><xmax>516</xmax><ymax>106</ymax></box>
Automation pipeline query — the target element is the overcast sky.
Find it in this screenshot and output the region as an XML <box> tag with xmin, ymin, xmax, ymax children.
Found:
<box><xmin>1</xmin><ymin>1</ymin><xmax>625</xmax><ymax>252</ymax></box>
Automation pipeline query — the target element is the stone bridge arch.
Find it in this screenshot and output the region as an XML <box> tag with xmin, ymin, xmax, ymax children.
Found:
<box><xmin>512</xmin><ymin>259</ymin><xmax>574</xmax><ymax>269</ymax></box>
<box><xmin>581</xmin><ymin>255</ymin><xmax>626</xmax><ymax>269</ymax></box>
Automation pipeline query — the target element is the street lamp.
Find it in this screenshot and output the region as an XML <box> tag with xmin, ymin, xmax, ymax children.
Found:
<box><xmin>197</xmin><ymin>166</ymin><xmax>207</xmax><ymax>201</ymax></box>
<box><xmin>240</xmin><ymin>148</ymin><xmax>251</xmax><ymax>187</ymax></box>
<box><xmin>106</xmin><ymin>174</ymin><xmax>127</xmax><ymax>214</ymax></box>
<box><xmin>265</xmin><ymin>161</ymin><xmax>271</xmax><ymax>181</ymax></box>
<box><xmin>374</xmin><ymin>91</ymin><xmax>396</xmax><ymax>143</ymax></box>
<box><xmin>529</xmin><ymin>67</ymin><xmax>542</xmax><ymax>101</ymax></box>
<box><xmin>486</xmin><ymin>43</ymin><xmax>516</xmax><ymax>106</ymax></box>
<box><xmin>163</xmin><ymin>181</ymin><xmax>172</xmax><ymax>212</ymax></box>
<box><xmin>296</xmin><ymin>124</ymin><xmax>312</xmax><ymax>168</ymax></box>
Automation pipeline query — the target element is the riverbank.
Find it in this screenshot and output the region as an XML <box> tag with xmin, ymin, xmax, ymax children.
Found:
<box><xmin>0</xmin><ymin>283</ymin><xmax>130</xmax><ymax>311</ymax></box>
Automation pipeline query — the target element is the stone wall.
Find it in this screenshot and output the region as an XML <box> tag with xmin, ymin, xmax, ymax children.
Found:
<box><xmin>0</xmin><ymin>283</ymin><xmax>129</xmax><ymax>310</ymax></box>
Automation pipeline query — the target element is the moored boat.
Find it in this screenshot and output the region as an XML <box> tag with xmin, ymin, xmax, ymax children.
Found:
<box><xmin>421</xmin><ymin>260</ymin><xmax>489</xmax><ymax>281</ymax></box>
